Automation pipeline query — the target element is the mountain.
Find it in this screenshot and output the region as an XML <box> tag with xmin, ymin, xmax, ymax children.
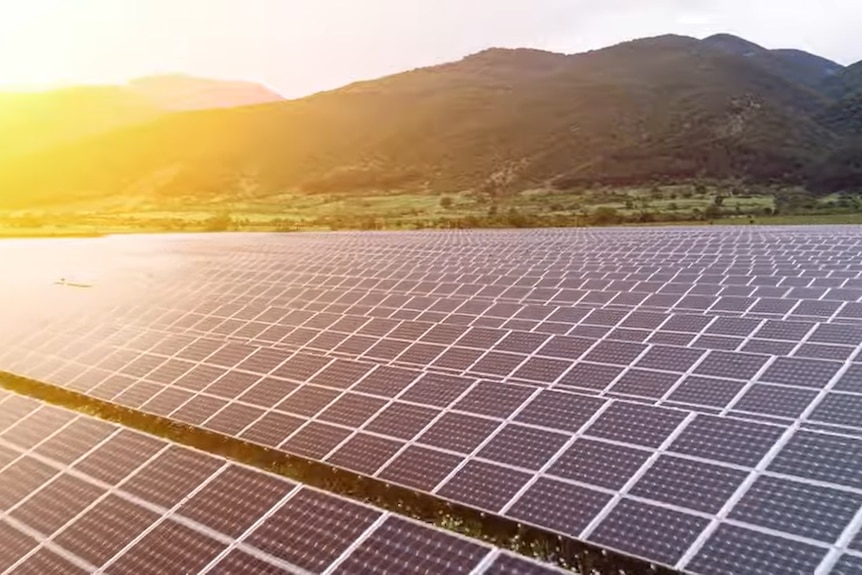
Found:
<box><xmin>0</xmin><ymin>86</ymin><xmax>163</xmax><ymax>162</ymax></box>
<box><xmin>702</xmin><ymin>33</ymin><xmax>844</xmax><ymax>91</ymax></box>
<box><xmin>127</xmin><ymin>75</ymin><xmax>283</xmax><ymax>111</ymax></box>
<box><xmin>811</xmin><ymin>62</ymin><xmax>862</xmax><ymax>193</ymax></box>
<box><xmin>845</xmin><ymin>61</ymin><xmax>862</xmax><ymax>92</ymax></box>
<box><xmin>824</xmin><ymin>60</ymin><xmax>862</xmax><ymax>98</ymax></box>
<box><xmin>0</xmin><ymin>76</ymin><xmax>283</xmax><ymax>165</ymax></box>
<box><xmin>0</xmin><ymin>33</ymin><xmax>858</xmax><ymax>209</ymax></box>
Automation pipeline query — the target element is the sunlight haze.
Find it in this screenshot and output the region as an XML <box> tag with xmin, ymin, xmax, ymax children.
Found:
<box><xmin>0</xmin><ymin>0</ymin><xmax>860</xmax><ymax>97</ymax></box>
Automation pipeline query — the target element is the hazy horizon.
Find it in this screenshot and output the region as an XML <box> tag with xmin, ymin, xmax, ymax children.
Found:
<box><xmin>1</xmin><ymin>0</ymin><xmax>861</xmax><ymax>98</ymax></box>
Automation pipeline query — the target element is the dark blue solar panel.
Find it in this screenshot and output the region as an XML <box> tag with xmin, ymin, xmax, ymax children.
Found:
<box><xmin>685</xmin><ymin>524</ymin><xmax>826</xmax><ymax>575</ymax></box>
<box><xmin>589</xmin><ymin>500</ymin><xmax>709</xmax><ymax>566</ymax></box>
<box><xmin>629</xmin><ymin>456</ymin><xmax>747</xmax><ymax>513</ymax></box>
<box><xmin>769</xmin><ymin>431</ymin><xmax>862</xmax><ymax>489</ymax></box>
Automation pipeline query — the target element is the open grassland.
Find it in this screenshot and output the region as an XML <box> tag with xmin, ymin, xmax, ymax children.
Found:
<box><xmin>1</xmin><ymin>183</ymin><xmax>861</xmax><ymax>237</ymax></box>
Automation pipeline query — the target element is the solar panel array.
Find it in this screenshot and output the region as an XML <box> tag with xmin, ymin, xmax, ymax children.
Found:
<box><xmin>3</xmin><ymin>227</ymin><xmax>862</xmax><ymax>574</ymax></box>
<box><xmin>0</xmin><ymin>388</ymin><xmax>563</xmax><ymax>575</ymax></box>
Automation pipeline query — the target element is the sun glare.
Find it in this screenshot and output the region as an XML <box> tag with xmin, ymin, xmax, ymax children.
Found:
<box><xmin>0</xmin><ymin>0</ymin><xmax>136</xmax><ymax>89</ymax></box>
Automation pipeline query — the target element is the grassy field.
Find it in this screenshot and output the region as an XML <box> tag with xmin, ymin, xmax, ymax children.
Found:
<box><xmin>1</xmin><ymin>184</ymin><xmax>859</xmax><ymax>237</ymax></box>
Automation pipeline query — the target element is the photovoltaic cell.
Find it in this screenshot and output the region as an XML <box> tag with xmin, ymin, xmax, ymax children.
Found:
<box><xmin>0</xmin><ymin>521</ymin><xmax>38</xmax><ymax>573</ymax></box>
<box><xmin>437</xmin><ymin>460</ymin><xmax>532</xmax><ymax>513</ymax></box>
<box><xmin>119</xmin><ymin>446</ymin><xmax>223</xmax><ymax>508</ymax></box>
<box><xmin>507</xmin><ymin>478</ymin><xmax>612</xmax><ymax>536</ymax></box>
<box><xmin>693</xmin><ymin>351</ymin><xmax>769</xmax><ymax>380</ymax></box>
<box><xmin>418</xmin><ymin>412</ymin><xmax>501</xmax><ymax>454</ymax></box>
<box><xmin>333</xmin><ymin>516</ymin><xmax>489</xmax><ymax>575</ymax></box>
<box><xmin>54</xmin><ymin>494</ymin><xmax>160</xmax><ymax>567</ymax></box>
<box><xmin>557</xmin><ymin>362</ymin><xmax>623</xmax><ymax>391</ymax></box>
<box><xmin>483</xmin><ymin>553</ymin><xmax>567</xmax><ymax>575</ymax></box>
<box><xmin>589</xmin><ymin>499</ymin><xmax>709</xmax><ymax>566</ymax></box>
<box><xmin>240</xmin><ymin>411</ymin><xmax>305</xmax><ymax>448</ymax></box>
<box><xmin>729</xmin><ymin>475</ymin><xmax>862</xmax><ymax>542</ymax></box>
<box><xmin>177</xmin><ymin>465</ymin><xmax>296</xmax><ymax>538</ymax></box>
<box><xmin>207</xmin><ymin>550</ymin><xmax>292</xmax><ymax>574</ymax></box>
<box><xmin>666</xmin><ymin>376</ymin><xmax>747</xmax><ymax>408</ymax></box>
<box><xmin>768</xmin><ymin>431</ymin><xmax>862</xmax><ymax>489</ymax></box>
<box><xmin>378</xmin><ymin>446</ymin><xmax>463</xmax><ymax>491</ymax></box>
<box><xmin>669</xmin><ymin>415</ymin><xmax>784</xmax><ymax>466</ymax></box>
<box><xmin>73</xmin><ymin>430</ymin><xmax>164</xmax><ymax>485</ymax></box>
<box><xmin>732</xmin><ymin>384</ymin><xmax>818</xmax><ymax>418</ymax></box>
<box><xmin>547</xmin><ymin>438</ymin><xmax>651</xmax><ymax>489</ymax></box>
<box><xmin>10</xmin><ymin>548</ymin><xmax>88</xmax><ymax>575</ymax></box>
<box><xmin>758</xmin><ymin>357</ymin><xmax>842</xmax><ymax>388</ymax></box>
<box><xmin>352</xmin><ymin>366</ymin><xmax>418</xmax><ymax>398</ymax></box>
<box><xmin>107</xmin><ymin>519</ymin><xmax>226</xmax><ymax>575</ymax></box>
<box><xmin>629</xmin><ymin>455</ymin><xmax>747</xmax><ymax>513</ymax></box>
<box><xmin>515</xmin><ymin>390</ymin><xmax>605</xmax><ymax>433</ymax></box>
<box><xmin>32</xmin><ymin>417</ymin><xmax>114</xmax><ymax>464</ymax></box>
<box><xmin>635</xmin><ymin>345</ymin><xmax>705</xmax><ymax>372</ymax></box>
<box><xmin>833</xmin><ymin>555</ymin><xmax>862</xmax><ymax>575</ymax></box>
<box><xmin>326</xmin><ymin>433</ymin><xmax>404</xmax><ymax>476</ymax></box>
<box><xmin>477</xmin><ymin>424</ymin><xmax>569</xmax><ymax>470</ymax></box>
<box><xmin>809</xmin><ymin>393</ymin><xmax>862</xmax><ymax>428</ymax></box>
<box><xmin>609</xmin><ymin>369</ymin><xmax>680</xmax><ymax>399</ymax></box>
<box><xmin>834</xmin><ymin>364</ymin><xmax>862</xmax><ymax>393</ymax></box>
<box><xmin>10</xmin><ymin>473</ymin><xmax>105</xmax><ymax>537</ymax></box>
<box><xmin>686</xmin><ymin>524</ymin><xmax>826</xmax><ymax>575</ymax></box>
<box><xmin>582</xmin><ymin>341</ymin><xmax>647</xmax><ymax>366</ymax></box>
<box><xmin>399</xmin><ymin>373</ymin><xmax>474</xmax><ymax>407</ymax></box>
<box><xmin>246</xmin><ymin>489</ymin><xmax>379</xmax><ymax>573</ymax></box>
<box><xmin>453</xmin><ymin>382</ymin><xmax>535</xmax><ymax>419</ymax></box>
<box><xmin>585</xmin><ymin>402</ymin><xmax>686</xmax><ymax>448</ymax></box>
<box><xmin>281</xmin><ymin>421</ymin><xmax>353</xmax><ymax>459</ymax></box>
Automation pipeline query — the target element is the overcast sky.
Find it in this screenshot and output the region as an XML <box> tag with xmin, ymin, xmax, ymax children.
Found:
<box><xmin>1</xmin><ymin>0</ymin><xmax>860</xmax><ymax>97</ymax></box>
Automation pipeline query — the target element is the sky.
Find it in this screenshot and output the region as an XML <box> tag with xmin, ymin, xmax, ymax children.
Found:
<box><xmin>0</xmin><ymin>0</ymin><xmax>860</xmax><ymax>98</ymax></box>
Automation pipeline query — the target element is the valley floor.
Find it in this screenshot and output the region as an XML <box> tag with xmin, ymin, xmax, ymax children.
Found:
<box><xmin>2</xmin><ymin>184</ymin><xmax>861</xmax><ymax>238</ymax></box>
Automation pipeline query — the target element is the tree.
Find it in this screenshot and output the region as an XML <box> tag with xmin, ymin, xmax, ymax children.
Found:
<box><xmin>505</xmin><ymin>207</ymin><xmax>532</xmax><ymax>228</ymax></box>
<box><xmin>634</xmin><ymin>195</ymin><xmax>652</xmax><ymax>222</ymax></box>
<box><xmin>204</xmin><ymin>212</ymin><xmax>234</xmax><ymax>232</ymax></box>
<box><xmin>589</xmin><ymin>207</ymin><xmax>621</xmax><ymax>226</ymax></box>
<box><xmin>704</xmin><ymin>203</ymin><xmax>722</xmax><ymax>220</ymax></box>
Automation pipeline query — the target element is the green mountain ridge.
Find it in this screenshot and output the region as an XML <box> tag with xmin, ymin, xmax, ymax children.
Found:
<box><xmin>1</xmin><ymin>33</ymin><xmax>860</xmax><ymax>209</ymax></box>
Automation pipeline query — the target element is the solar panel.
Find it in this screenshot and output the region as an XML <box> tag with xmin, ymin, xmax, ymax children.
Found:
<box><xmin>5</xmin><ymin>227</ymin><xmax>862</xmax><ymax>574</ymax></box>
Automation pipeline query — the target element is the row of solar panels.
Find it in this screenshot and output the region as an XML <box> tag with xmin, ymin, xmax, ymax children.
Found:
<box><xmin>0</xmin><ymin>388</ymin><xmax>564</xmax><ymax>575</ymax></box>
<box><xmin>11</xmin><ymin>302</ymin><xmax>862</xmax><ymax>434</ymax></box>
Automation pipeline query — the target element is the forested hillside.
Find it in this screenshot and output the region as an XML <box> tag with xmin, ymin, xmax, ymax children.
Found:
<box><xmin>0</xmin><ymin>33</ymin><xmax>860</xmax><ymax>209</ymax></box>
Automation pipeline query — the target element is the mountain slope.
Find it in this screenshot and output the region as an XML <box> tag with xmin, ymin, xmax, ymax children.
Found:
<box><xmin>128</xmin><ymin>75</ymin><xmax>283</xmax><ymax>111</ymax></box>
<box><xmin>0</xmin><ymin>75</ymin><xmax>283</xmax><ymax>166</ymax></box>
<box><xmin>0</xmin><ymin>34</ymin><xmax>853</xmax><ymax>208</ymax></box>
<box><xmin>827</xmin><ymin>61</ymin><xmax>862</xmax><ymax>97</ymax></box>
<box><xmin>0</xmin><ymin>86</ymin><xmax>163</xmax><ymax>162</ymax></box>
<box><xmin>703</xmin><ymin>34</ymin><xmax>844</xmax><ymax>92</ymax></box>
